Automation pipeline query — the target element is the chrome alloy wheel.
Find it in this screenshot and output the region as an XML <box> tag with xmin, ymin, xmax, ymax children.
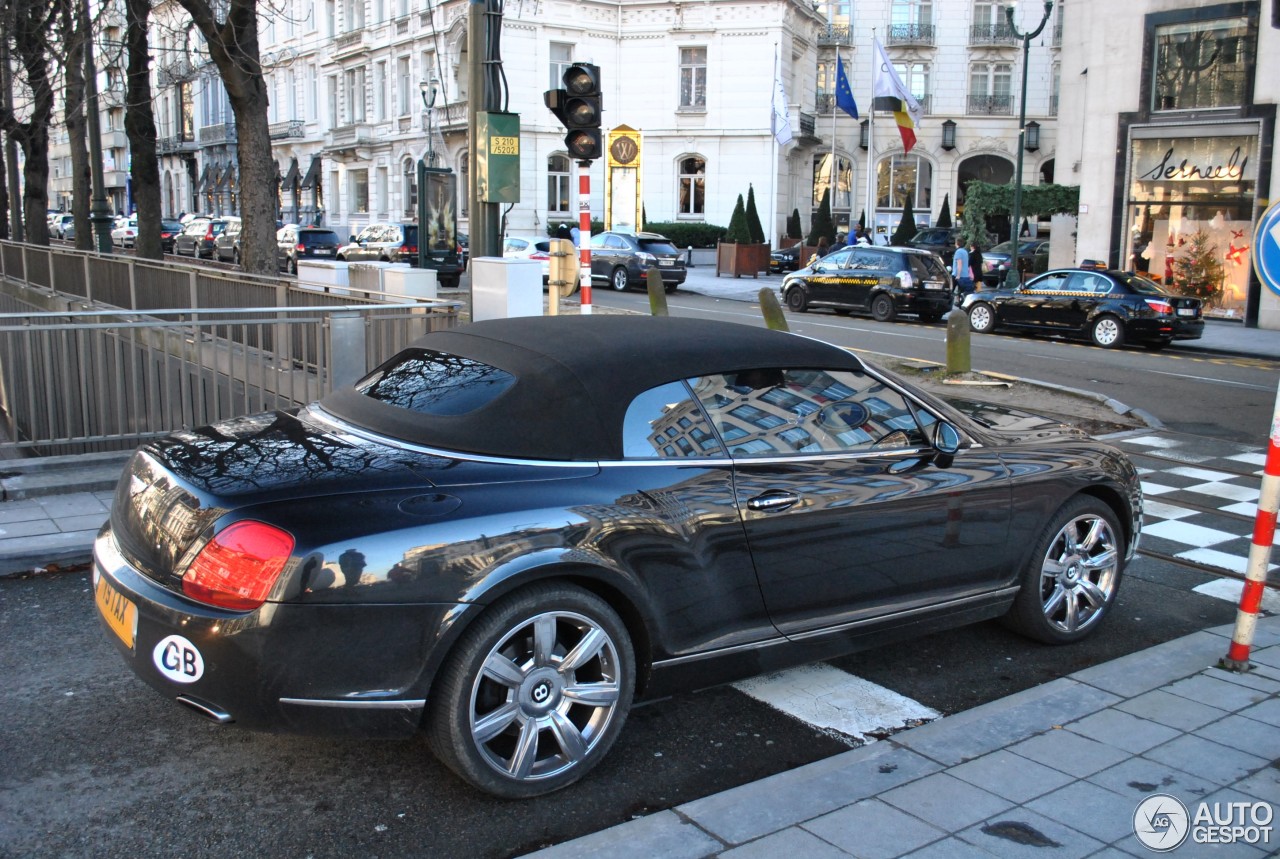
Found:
<box><xmin>1038</xmin><ymin>513</ymin><xmax>1119</xmax><ymax>634</ymax></box>
<box><xmin>468</xmin><ymin>610</ymin><xmax>624</xmax><ymax>782</ymax></box>
<box><xmin>1091</xmin><ymin>315</ymin><xmax>1124</xmax><ymax>347</ymax></box>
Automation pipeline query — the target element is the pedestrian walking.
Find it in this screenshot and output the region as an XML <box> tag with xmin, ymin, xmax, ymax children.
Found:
<box><xmin>952</xmin><ymin>237</ymin><xmax>973</xmax><ymax>301</ymax></box>
<box><xmin>969</xmin><ymin>241</ymin><xmax>985</xmax><ymax>289</ymax></box>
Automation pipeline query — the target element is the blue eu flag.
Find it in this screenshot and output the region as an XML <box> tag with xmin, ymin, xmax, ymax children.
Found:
<box><xmin>836</xmin><ymin>56</ymin><xmax>859</xmax><ymax>119</ymax></box>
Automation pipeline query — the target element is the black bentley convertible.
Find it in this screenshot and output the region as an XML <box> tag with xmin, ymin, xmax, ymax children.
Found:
<box><xmin>94</xmin><ymin>315</ymin><xmax>1142</xmax><ymax>798</ymax></box>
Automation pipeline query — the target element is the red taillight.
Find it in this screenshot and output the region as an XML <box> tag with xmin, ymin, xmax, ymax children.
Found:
<box><xmin>204</xmin><ymin>227</ymin><xmax>215</xmax><ymax>240</ymax></box>
<box><xmin>1144</xmin><ymin>298</ymin><xmax>1174</xmax><ymax>315</ymax></box>
<box><xmin>182</xmin><ymin>521</ymin><xmax>295</xmax><ymax>611</ymax></box>
<box><xmin>296</xmin><ymin>243</ymin><xmax>306</xmax><ymax>252</ymax></box>
<box><xmin>403</xmin><ymin>244</ymin><xmax>417</xmax><ymax>255</ymax></box>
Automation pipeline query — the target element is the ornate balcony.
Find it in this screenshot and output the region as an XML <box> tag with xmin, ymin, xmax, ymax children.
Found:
<box><xmin>967</xmin><ymin>94</ymin><xmax>1014</xmax><ymax>116</ymax></box>
<box><xmin>157</xmin><ymin>57</ymin><xmax>198</xmax><ymax>87</ymax></box>
<box><xmin>331</xmin><ymin>29</ymin><xmax>371</xmax><ymax>60</ymax></box>
<box><xmin>969</xmin><ymin>24</ymin><xmax>1019</xmax><ymax>47</ymax></box>
<box><xmin>199</xmin><ymin>121</ymin><xmax>237</xmax><ymax>146</ymax></box>
<box><xmin>269</xmin><ymin>120</ymin><xmax>305</xmax><ymax>140</ymax></box>
<box><xmin>157</xmin><ymin>135</ymin><xmax>198</xmax><ymax>156</ymax></box>
<box><xmin>325</xmin><ymin>123</ymin><xmax>374</xmax><ymax>154</ymax></box>
<box><xmin>799</xmin><ymin>111</ymin><xmax>816</xmax><ymax>138</ymax></box>
<box><xmin>886</xmin><ymin>24</ymin><xmax>935</xmax><ymax>47</ymax></box>
<box><xmin>817</xmin><ymin>24</ymin><xmax>852</xmax><ymax>46</ymax></box>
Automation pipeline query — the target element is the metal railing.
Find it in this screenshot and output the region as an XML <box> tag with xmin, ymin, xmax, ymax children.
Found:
<box><xmin>969</xmin><ymin>24</ymin><xmax>1019</xmax><ymax>46</ymax></box>
<box><xmin>0</xmin><ymin>241</ymin><xmax>461</xmax><ymax>455</ymax></box>
<box><xmin>817</xmin><ymin>24</ymin><xmax>852</xmax><ymax>46</ymax></box>
<box><xmin>968</xmin><ymin>94</ymin><xmax>1015</xmax><ymax>115</ymax></box>
<box><xmin>886</xmin><ymin>24</ymin><xmax>935</xmax><ymax>46</ymax></box>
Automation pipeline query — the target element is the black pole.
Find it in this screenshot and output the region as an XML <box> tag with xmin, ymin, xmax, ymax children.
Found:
<box><xmin>1004</xmin><ymin>1</ymin><xmax>1053</xmax><ymax>288</ymax></box>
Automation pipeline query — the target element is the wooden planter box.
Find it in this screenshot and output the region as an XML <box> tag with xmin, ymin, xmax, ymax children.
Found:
<box><xmin>779</xmin><ymin>236</ymin><xmax>802</xmax><ymax>249</ymax></box>
<box><xmin>716</xmin><ymin>242</ymin><xmax>770</xmax><ymax>278</ymax></box>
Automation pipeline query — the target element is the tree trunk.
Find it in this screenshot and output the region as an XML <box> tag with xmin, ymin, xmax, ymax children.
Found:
<box><xmin>6</xmin><ymin>0</ymin><xmax>56</xmax><ymax>244</ymax></box>
<box><xmin>125</xmin><ymin>0</ymin><xmax>162</xmax><ymax>259</ymax></box>
<box><xmin>60</xmin><ymin>0</ymin><xmax>93</xmax><ymax>250</ymax></box>
<box><xmin>177</xmin><ymin>0</ymin><xmax>276</xmax><ymax>275</ymax></box>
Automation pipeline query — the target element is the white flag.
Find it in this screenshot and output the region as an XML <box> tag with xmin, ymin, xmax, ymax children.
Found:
<box><xmin>772</xmin><ymin>51</ymin><xmax>794</xmax><ymax>146</ymax></box>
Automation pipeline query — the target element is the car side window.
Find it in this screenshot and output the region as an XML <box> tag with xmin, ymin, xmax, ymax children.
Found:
<box><xmin>1029</xmin><ymin>273</ymin><xmax>1069</xmax><ymax>292</ymax></box>
<box><xmin>605</xmin><ymin>235</ymin><xmax>628</xmax><ymax>250</ymax></box>
<box><xmin>822</xmin><ymin>248</ymin><xmax>854</xmax><ymax>269</ymax></box>
<box><xmin>1065</xmin><ymin>272</ymin><xmax>1111</xmax><ymax>294</ymax></box>
<box><xmin>851</xmin><ymin>249</ymin><xmax>885</xmax><ymax>270</ymax></box>
<box><xmin>689</xmin><ymin>368</ymin><xmax>927</xmax><ymax>457</ymax></box>
<box><xmin>621</xmin><ymin>381</ymin><xmax>725</xmax><ymax>459</ymax></box>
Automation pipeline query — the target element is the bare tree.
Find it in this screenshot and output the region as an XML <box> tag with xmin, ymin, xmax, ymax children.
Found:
<box><xmin>124</xmin><ymin>0</ymin><xmax>163</xmax><ymax>257</ymax></box>
<box><xmin>174</xmin><ymin>0</ymin><xmax>275</xmax><ymax>274</ymax></box>
<box><xmin>0</xmin><ymin>0</ymin><xmax>56</xmax><ymax>243</ymax></box>
<box><xmin>57</xmin><ymin>0</ymin><xmax>93</xmax><ymax>250</ymax></box>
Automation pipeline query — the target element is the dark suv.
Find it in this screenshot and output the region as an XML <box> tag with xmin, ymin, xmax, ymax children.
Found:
<box><xmin>907</xmin><ymin>227</ymin><xmax>964</xmax><ymax>264</ymax></box>
<box><xmin>277</xmin><ymin>226</ymin><xmax>343</xmax><ymax>273</ymax></box>
<box><xmin>589</xmin><ymin>231</ymin><xmax>687</xmax><ymax>293</ymax></box>
<box><xmin>780</xmin><ymin>245</ymin><xmax>954</xmax><ymax>322</ymax></box>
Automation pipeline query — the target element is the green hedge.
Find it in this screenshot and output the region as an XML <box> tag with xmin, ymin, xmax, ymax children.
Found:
<box><xmin>641</xmin><ymin>221</ymin><xmax>728</xmax><ymax>248</ymax></box>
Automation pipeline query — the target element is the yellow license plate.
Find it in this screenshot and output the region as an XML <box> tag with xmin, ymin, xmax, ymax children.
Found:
<box><xmin>95</xmin><ymin>574</ymin><xmax>137</xmax><ymax>650</ymax></box>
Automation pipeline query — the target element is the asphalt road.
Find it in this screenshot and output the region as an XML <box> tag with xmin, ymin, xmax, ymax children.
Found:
<box><xmin>3</xmin><ymin>280</ymin><xmax>1273</xmax><ymax>856</ymax></box>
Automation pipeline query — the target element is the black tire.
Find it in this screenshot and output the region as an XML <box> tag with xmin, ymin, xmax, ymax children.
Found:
<box><xmin>427</xmin><ymin>583</ymin><xmax>635</xmax><ymax>798</ymax></box>
<box><xmin>665</xmin><ymin>283</ymin><xmax>678</xmax><ymax>294</ymax></box>
<box><xmin>1002</xmin><ymin>496</ymin><xmax>1125</xmax><ymax>644</ymax></box>
<box><xmin>610</xmin><ymin>267</ymin><xmax>630</xmax><ymax>292</ymax></box>
<box><xmin>1089</xmin><ymin>314</ymin><xmax>1125</xmax><ymax>349</ymax></box>
<box><xmin>785</xmin><ymin>285</ymin><xmax>808</xmax><ymax>312</ymax></box>
<box><xmin>870</xmin><ymin>293</ymin><xmax>897</xmax><ymax>322</ymax></box>
<box><xmin>967</xmin><ymin>302</ymin><xmax>997</xmax><ymax>333</ymax></box>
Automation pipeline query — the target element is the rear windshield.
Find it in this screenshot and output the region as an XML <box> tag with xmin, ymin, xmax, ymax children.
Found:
<box><xmin>161</xmin><ymin>220</ymin><xmax>183</xmax><ymax>231</ymax></box>
<box><xmin>637</xmin><ymin>239</ymin><xmax>679</xmax><ymax>256</ymax></box>
<box><xmin>1117</xmin><ymin>273</ymin><xmax>1169</xmax><ymax>296</ymax></box>
<box><xmin>907</xmin><ymin>253</ymin><xmax>949</xmax><ymax>280</ymax></box>
<box><xmin>402</xmin><ymin>225</ymin><xmax>418</xmax><ymax>245</ymax></box>
<box><xmin>300</xmin><ymin>230</ymin><xmax>341</xmax><ymax>245</ymax></box>
<box><xmin>354</xmin><ymin>349</ymin><xmax>515</xmax><ymax>416</ymax></box>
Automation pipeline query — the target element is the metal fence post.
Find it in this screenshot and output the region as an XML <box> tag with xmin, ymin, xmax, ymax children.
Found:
<box><xmin>328</xmin><ymin>311</ymin><xmax>366</xmax><ymax>392</ymax></box>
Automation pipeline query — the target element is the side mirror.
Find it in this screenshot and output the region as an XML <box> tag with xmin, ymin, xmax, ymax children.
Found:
<box><xmin>933</xmin><ymin>421</ymin><xmax>961</xmax><ymax>468</ymax></box>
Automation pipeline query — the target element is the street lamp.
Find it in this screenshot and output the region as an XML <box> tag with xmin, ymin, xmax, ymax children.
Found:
<box><xmin>1004</xmin><ymin>0</ymin><xmax>1053</xmax><ymax>288</ymax></box>
<box><xmin>941</xmin><ymin>119</ymin><xmax>957</xmax><ymax>151</ymax></box>
<box><xmin>419</xmin><ymin>76</ymin><xmax>439</xmax><ymax>167</ymax></box>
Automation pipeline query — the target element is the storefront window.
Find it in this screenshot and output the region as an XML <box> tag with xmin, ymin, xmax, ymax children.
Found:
<box><xmin>1126</xmin><ymin>133</ymin><xmax>1256</xmax><ymax>318</ymax></box>
<box><xmin>812</xmin><ymin>154</ymin><xmax>854</xmax><ymax>211</ymax></box>
<box><xmin>1152</xmin><ymin>18</ymin><xmax>1251</xmax><ymax>113</ymax></box>
<box><xmin>876</xmin><ymin>155</ymin><xmax>932</xmax><ymax>212</ymax></box>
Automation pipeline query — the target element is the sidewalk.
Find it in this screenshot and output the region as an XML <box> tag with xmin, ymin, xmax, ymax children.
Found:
<box><xmin>527</xmin><ymin>617</ymin><xmax>1280</xmax><ymax>859</ymax></box>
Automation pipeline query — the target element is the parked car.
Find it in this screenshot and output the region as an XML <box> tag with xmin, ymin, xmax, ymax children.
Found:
<box><xmin>963</xmin><ymin>268</ymin><xmax>1204</xmax><ymax>350</ymax></box>
<box><xmin>277</xmin><ymin>225</ymin><xmax>343</xmax><ymax>273</ymax></box>
<box><xmin>906</xmin><ymin>227</ymin><xmax>964</xmax><ymax>264</ymax></box>
<box><xmin>111</xmin><ymin>216</ymin><xmax>138</xmax><ymax>249</ymax></box>
<box><xmin>338</xmin><ymin>223</ymin><xmax>419</xmax><ymax>265</ymax></box>
<box><xmin>769</xmin><ymin>244</ymin><xmax>804</xmax><ymax>274</ymax></box>
<box><xmin>780</xmin><ymin>244</ymin><xmax>954</xmax><ymax>322</ymax></box>
<box><xmin>980</xmin><ymin>239</ymin><xmax>1051</xmax><ymax>285</ymax></box>
<box><xmin>590</xmin><ymin>231</ymin><xmax>686</xmax><ymax>292</ymax></box>
<box><xmin>92</xmin><ymin>315</ymin><xmax>1140</xmax><ymax>798</ymax></box>
<box><xmin>502</xmin><ymin>235</ymin><xmax>551</xmax><ymax>282</ymax></box>
<box><xmin>52</xmin><ymin>214</ymin><xmax>75</xmax><ymax>240</ymax></box>
<box><xmin>173</xmin><ymin>218</ymin><xmax>232</xmax><ymax>259</ymax></box>
<box><xmin>159</xmin><ymin>219</ymin><xmax>184</xmax><ymax>254</ymax></box>
<box><xmin>213</xmin><ymin>216</ymin><xmax>244</xmax><ymax>263</ymax></box>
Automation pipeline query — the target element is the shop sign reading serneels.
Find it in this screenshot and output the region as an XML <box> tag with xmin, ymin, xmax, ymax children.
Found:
<box><xmin>1134</xmin><ymin>136</ymin><xmax>1256</xmax><ymax>184</ymax></box>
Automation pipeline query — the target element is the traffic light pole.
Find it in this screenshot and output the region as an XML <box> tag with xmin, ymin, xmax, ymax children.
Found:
<box><xmin>578</xmin><ymin>163</ymin><xmax>592</xmax><ymax>314</ymax></box>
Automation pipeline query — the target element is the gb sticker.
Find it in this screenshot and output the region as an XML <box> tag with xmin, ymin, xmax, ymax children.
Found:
<box><xmin>153</xmin><ymin>635</ymin><xmax>205</xmax><ymax>683</ymax></box>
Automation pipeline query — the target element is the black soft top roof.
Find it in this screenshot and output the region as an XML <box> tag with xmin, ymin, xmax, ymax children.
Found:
<box><xmin>321</xmin><ymin>315</ymin><xmax>863</xmax><ymax>461</ymax></box>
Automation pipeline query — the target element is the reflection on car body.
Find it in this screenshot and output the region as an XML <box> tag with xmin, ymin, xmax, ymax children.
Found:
<box><xmin>93</xmin><ymin>316</ymin><xmax>1141</xmax><ymax>800</ymax></box>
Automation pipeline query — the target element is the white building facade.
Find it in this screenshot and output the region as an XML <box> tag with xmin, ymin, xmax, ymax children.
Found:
<box><xmin>1058</xmin><ymin>0</ymin><xmax>1277</xmax><ymax>325</ymax></box>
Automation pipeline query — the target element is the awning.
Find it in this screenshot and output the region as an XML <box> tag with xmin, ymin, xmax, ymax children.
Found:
<box><xmin>196</xmin><ymin>163</ymin><xmax>210</xmax><ymax>192</ymax></box>
<box><xmin>282</xmin><ymin>158</ymin><xmax>300</xmax><ymax>187</ymax></box>
<box><xmin>299</xmin><ymin>156</ymin><xmax>321</xmax><ymax>190</ymax></box>
<box><xmin>211</xmin><ymin>164</ymin><xmax>225</xmax><ymax>190</ymax></box>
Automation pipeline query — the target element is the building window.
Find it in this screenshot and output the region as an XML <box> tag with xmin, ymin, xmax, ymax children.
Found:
<box><xmin>680</xmin><ymin>47</ymin><xmax>707</xmax><ymax>109</ymax></box>
<box><xmin>403</xmin><ymin>157</ymin><xmax>417</xmax><ymax>219</ymax></box>
<box><xmin>344</xmin><ymin>67</ymin><xmax>366</xmax><ymax>124</ymax></box>
<box><xmin>327</xmin><ymin>75</ymin><xmax>339</xmax><ymax>126</ymax></box>
<box><xmin>890</xmin><ymin>0</ymin><xmax>933</xmax><ymax>41</ymax></box>
<box><xmin>343</xmin><ymin>0</ymin><xmax>364</xmax><ymax>31</ymax></box>
<box><xmin>813</xmin><ymin>154</ymin><xmax>854</xmax><ymax>211</ymax></box>
<box><xmin>374</xmin><ymin>61</ymin><xmax>387</xmax><ymax>121</ymax></box>
<box><xmin>678</xmin><ymin>156</ymin><xmax>706</xmax><ymax>217</ymax></box>
<box><xmin>459</xmin><ymin>153</ymin><xmax>469</xmax><ymax>217</ymax></box>
<box><xmin>548</xmin><ymin>154</ymin><xmax>570</xmax><ymax>215</ymax></box>
<box><xmin>817</xmin><ymin>0</ymin><xmax>851</xmax><ymax>26</ymax></box>
<box><xmin>968</xmin><ymin>63</ymin><xmax>1012</xmax><ymax>114</ymax></box>
<box><xmin>876</xmin><ymin>155</ymin><xmax>933</xmax><ymax>212</ymax></box>
<box><xmin>1050</xmin><ymin>63</ymin><xmax>1060</xmax><ymax>116</ymax></box>
<box><xmin>397</xmin><ymin>56</ymin><xmax>411</xmax><ymax>115</ymax></box>
<box><xmin>350</xmin><ymin>170</ymin><xmax>368</xmax><ymax>214</ymax></box>
<box><xmin>1152</xmin><ymin>17</ymin><xmax>1251</xmax><ymax>112</ymax></box>
<box><xmin>893</xmin><ymin>62</ymin><xmax>931</xmax><ymax>114</ymax></box>
<box><xmin>815</xmin><ymin>61</ymin><xmax>835</xmax><ymax>113</ymax></box>
<box><xmin>325</xmin><ymin>0</ymin><xmax>336</xmax><ymax>37</ymax></box>
<box><xmin>550</xmin><ymin>42</ymin><xmax>573</xmax><ymax>90</ymax></box>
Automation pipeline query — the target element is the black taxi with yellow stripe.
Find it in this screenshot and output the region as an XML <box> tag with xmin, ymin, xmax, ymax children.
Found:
<box><xmin>780</xmin><ymin>245</ymin><xmax>954</xmax><ymax>323</ymax></box>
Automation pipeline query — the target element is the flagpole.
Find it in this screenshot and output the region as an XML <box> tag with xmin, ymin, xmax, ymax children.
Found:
<box><xmin>772</xmin><ymin>45</ymin><xmax>780</xmax><ymax>248</ymax></box>
<box><xmin>831</xmin><ymin>47</ymin><xmax>839</xmax><ymax>232</ymax></box>
<box><xmin>866</xmin><ymin>30</ymin><xmax>876</xmax><ymax>242</ymax></box>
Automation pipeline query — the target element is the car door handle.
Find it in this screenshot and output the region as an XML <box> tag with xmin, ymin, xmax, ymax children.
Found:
<box><xmin>746</xmin><ymin>491</ymin><xmax>800</xmax><ymax>512</ymax></box>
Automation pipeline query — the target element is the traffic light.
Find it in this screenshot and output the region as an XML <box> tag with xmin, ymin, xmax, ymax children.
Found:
<box><xmin>544</xmin><ymin>63</ymin><xmax>603</xmax><ymax>161</ymax></box>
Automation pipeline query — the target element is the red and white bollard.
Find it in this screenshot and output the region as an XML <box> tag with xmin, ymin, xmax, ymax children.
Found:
<box><xmin>578</xmin><ymin>169</ymin><xmax>592</xmax><ymax>315</ymax></box>
<box><xmin>1222</xmin><ymin>378</ymin><xmax>1280</xmax><ymax>671</ymax></box>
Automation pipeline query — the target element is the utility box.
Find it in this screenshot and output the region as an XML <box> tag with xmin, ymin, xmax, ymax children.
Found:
<box><xmin>348</xmin><ymin>262</ymin><xmax>393</xmax><ymax>296</ymax></box>
<box><xmin>472</xmin><ymin>258</ymin><xmax>541</xmax><ymax>320</ymax></box>
<box><xmin>384</xmin><ymin>264</ymin><xmax>438</xmax><ymax>300</ymax></box>
<box><xmin>296</xmin><ymin>260</ymin><xmax>349</xmax><ymax>295</ymax></box>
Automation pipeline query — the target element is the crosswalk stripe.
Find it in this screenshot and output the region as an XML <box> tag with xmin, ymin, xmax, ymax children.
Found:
<box><xmin>732</xmin><ymin>663</ymin><xmax>938</xmax><ymax>746</ymax></box>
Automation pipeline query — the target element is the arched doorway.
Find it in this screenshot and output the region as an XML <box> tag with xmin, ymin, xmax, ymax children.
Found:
<box><xmin>957</xmin><ymin>153</ymin><xmax>1014</xmax><ymax>242</ymax></box>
